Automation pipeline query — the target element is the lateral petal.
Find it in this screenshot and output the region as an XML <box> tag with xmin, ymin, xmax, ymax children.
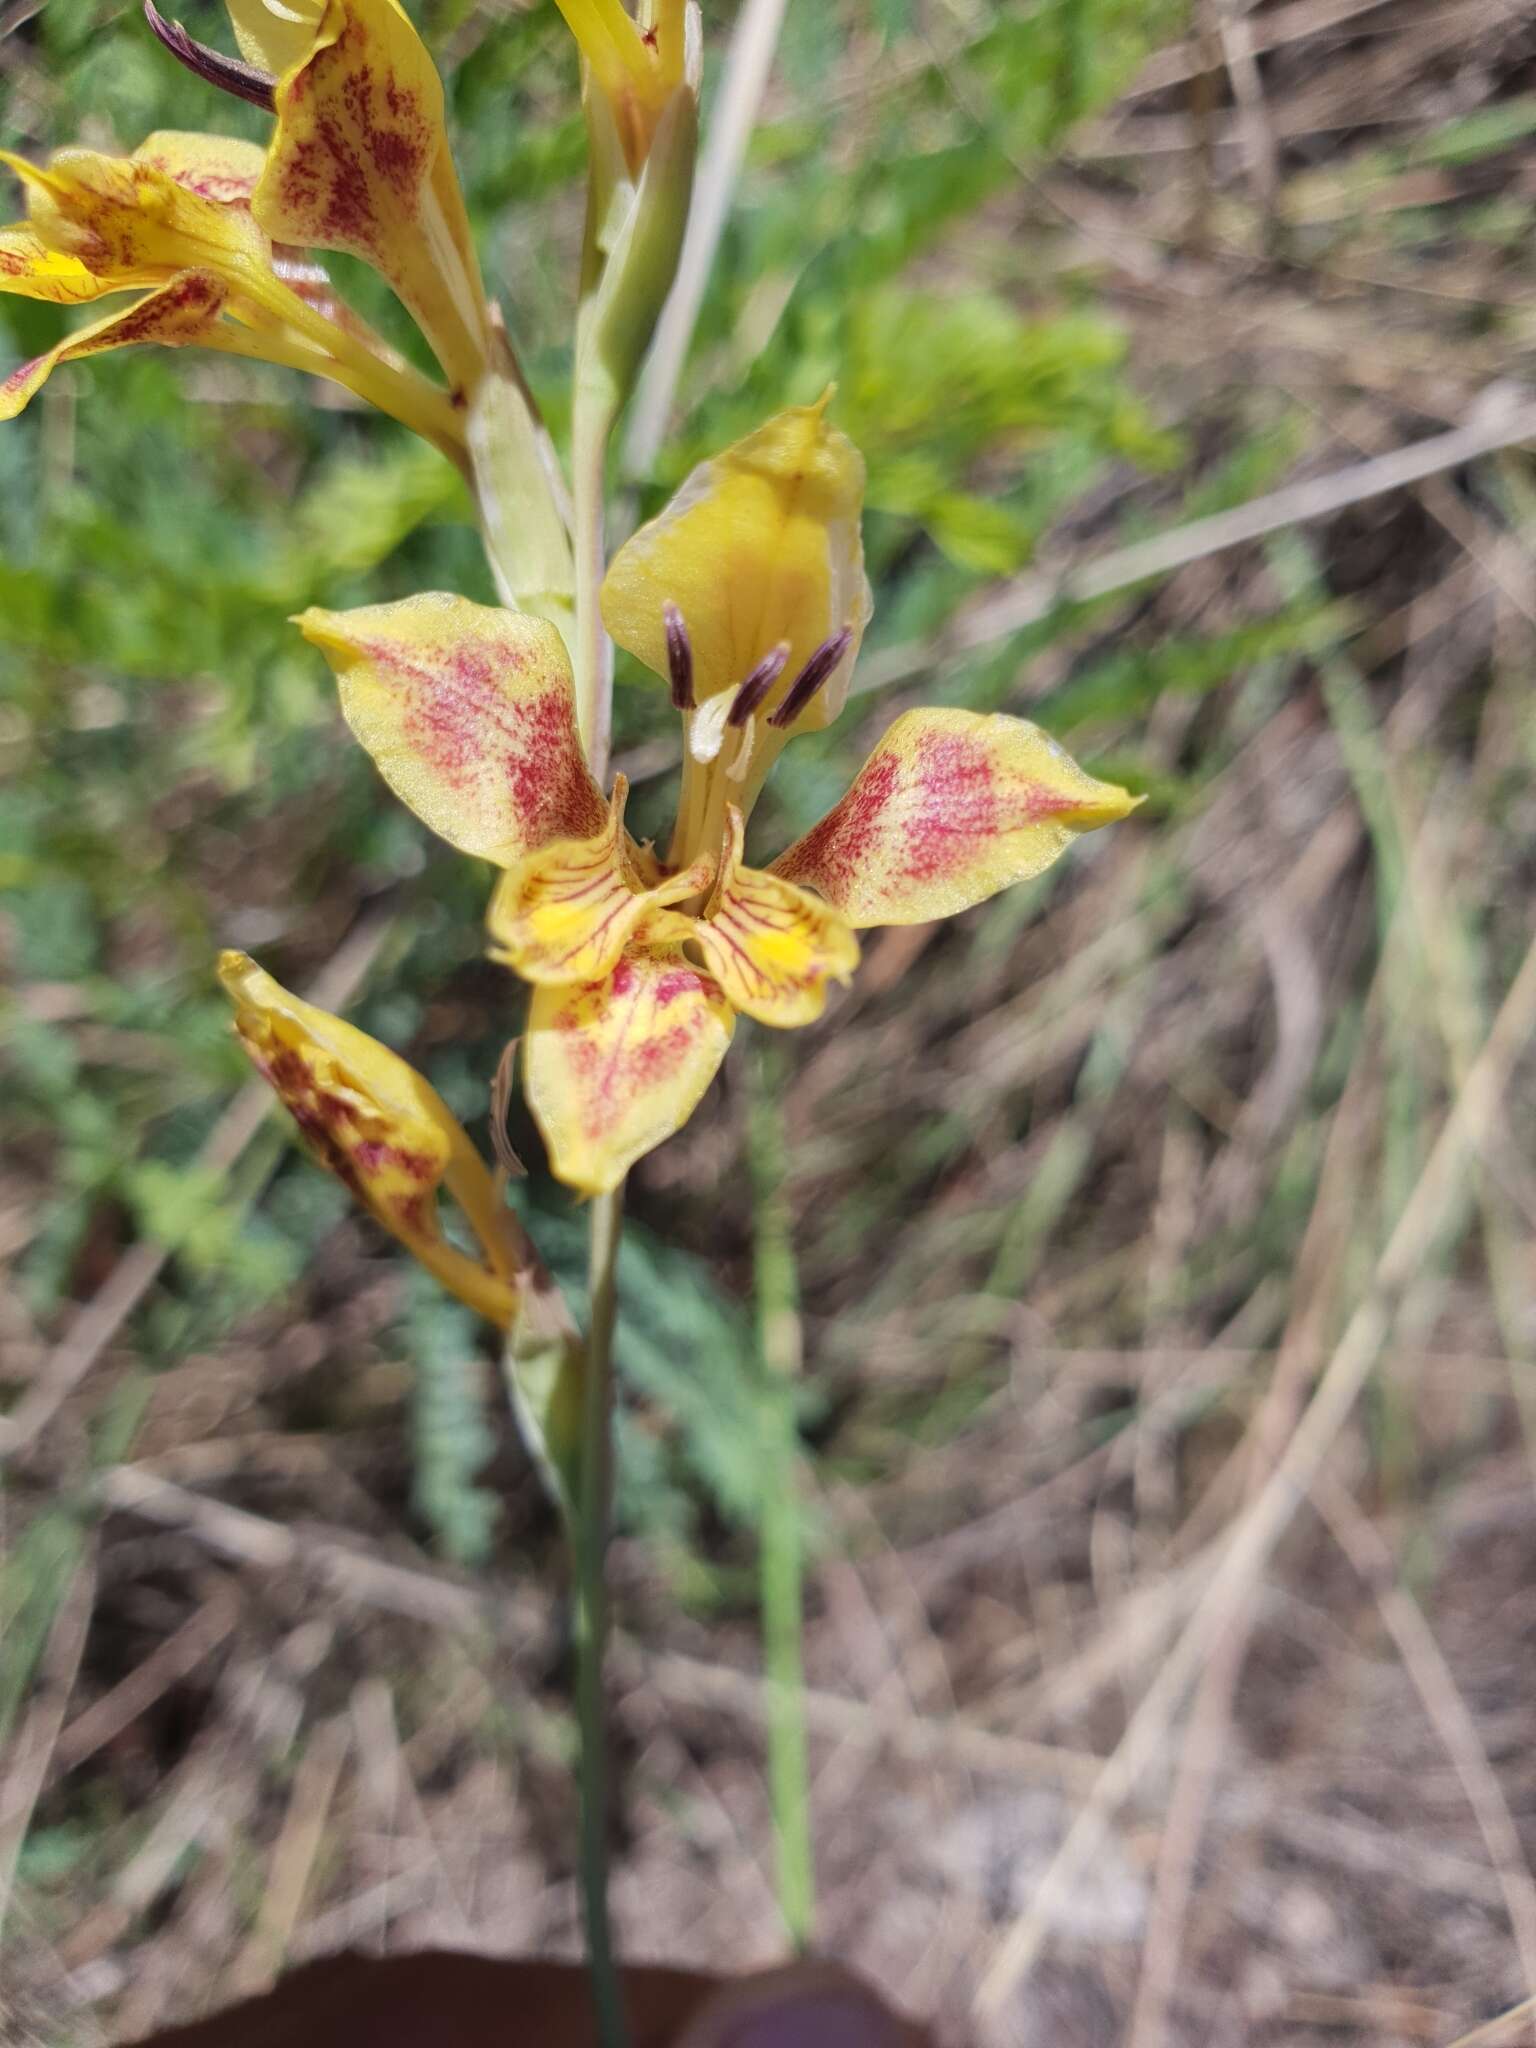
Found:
<box><xmin>218</xmin><ymin>949</ymin><xmax>518</xmax><ymax>1325</ymax></box>
<box><xmin>0</xmin><ymin>222</ymin><xmax>103</xmax><ymax>304</ymax></box>
<box><xmin>296</xmin><ymin>594</ymin><xmax>608</xmax><ymax>867</ymax></box>
<box><xmin>488</xmin><ymin>777</ymin><xmax>713</xmax><ymax>986</ymax></box>
<box><xmin>601</xmin><ymin>397</ymin><xmax>872</xmax><ymax>728</ymax></box>
<box><xmin>1</xmin><ymin>271</ymin><xmax>230</xmax><ymax>422</ymax></box>
<box><xmin>771</xmin><ymin>707</ymin><xmax>1141</xmax><ymax>928</ymax></box>
<box><xmin>693</xmin><ymin>806</ymin><xmax>858</xmax><ymax>1028</ymax></box>
<box><xmin>524</xmin><ymin>946</ymin><xmax>735</xmax><ymax>1195</ymax></box>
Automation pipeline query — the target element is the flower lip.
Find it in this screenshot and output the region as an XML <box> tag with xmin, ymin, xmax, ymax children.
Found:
<box><xmin>664</xmin><ymin>599</ymin><xmax>694</xmax><ymax>710</ymax></box>
<box><xmin>766</xmin><ymin>624</ymin><xmax>855</xmax><ymax>730</ymax></box>
<box><xmin>726</xmin><ymin>640</ymin><xmax>791</xmax><ymax>727</ymax></box>
<box><xmin>143</xmin><ymin>0</ymin><xmax>277</xmax><ymax>109</ymax></box>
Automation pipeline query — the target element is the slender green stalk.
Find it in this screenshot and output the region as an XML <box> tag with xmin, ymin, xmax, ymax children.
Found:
<box><xmin>747</xmin><ymin>1046</ymin><xmax>815</xmax><ymax>1949</ymax></box>
<box><xmin>571</xmin><ymin>365</ymin><xmax>619</xmax><ymax>779</ymax></box>
<box><xmin>567</xmin><ymin>334</ymin><xmax>626</xmax><ymax>2043</ymax></box>
<box><xmin>574</xmin><ymin>1182</ymin><xmax>628</xmax><ymax>2048</ymax></box>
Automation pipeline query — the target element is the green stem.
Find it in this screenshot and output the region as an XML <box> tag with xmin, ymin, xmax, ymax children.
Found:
<box><xmin>567</xmin><ymin>306</ymin><xmax>626</xmax><ymax>2036</ymax></box>
<box><xmin>572</xmin><ymin>365</ymin><xmax>619</xmax><ymax>780</ymax></box>
<box><xmin>574</xmin><ymin>1182</ymin><xmax>628</xmax><ymax>2048</ymax></box>
<box><xmin>748</xmin><ymin>1046</ymin><xmax>815</xmax><ymax>1949</ymax></box>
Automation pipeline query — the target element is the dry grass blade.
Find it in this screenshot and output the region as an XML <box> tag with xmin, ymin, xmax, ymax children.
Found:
<box><xmin>1315</xmin><ymin>1478</ymin><xmax>1536</xmax><ymax>2015</ymax></box>
<box><xmin>859</xmin><ymin>391</ymin><xmax>1536</xmax><ymax>697</ymax></box>
<box><xmin>976</xmin><ymin>928</ymin><xmax>1536</xmax><ymax>2019</ymax></box>
<box><xmin>0</xmin><ymin>1555</ymin><xmax>96</xmax><ymax>1938</ymax></box>
<box><xmin>227</xmin><ymin>1714</ymin><xmax>352</xmax><ymax>1998</ymax></box>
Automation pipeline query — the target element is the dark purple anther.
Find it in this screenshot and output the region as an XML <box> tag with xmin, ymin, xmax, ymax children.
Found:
<box><xmin>664</xmin><ymin>601</ymin><xmax>694</xmax><ymax>711</ymax></box>
<box><xmin>766</xmin><ymin>625</ymin><xmax>855</xmax><ymax>729</ymax></box>
<box><xmin>144</xmin><ymin>0</ymin><xmax>277</xmax><ymax>109</ymax></box>
<box><xmin>726</xmin><ymin>642</ymin><xmax>792</xmax><ymax>727</ymax></box>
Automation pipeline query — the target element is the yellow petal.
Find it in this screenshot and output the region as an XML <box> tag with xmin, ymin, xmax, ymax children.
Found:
<box><xmin>601</xmin><ymin>397</ymin><xmax>872</xmax><ymax>729</ymax></box>
<box><xmin>225</xmin><ymin>0</ymin><xmax>327</xmax><ymax>75</ymax></box>
<box><xmin>297</xmin><ymin>594</ymin><xmax>608</xmax><ymax>867</ymax></box>
<box><xmin>0</xmin><ymin>223</ymin><xmax>102</xmax><ymax>304</ymax></box>
<box><xmin>1</xmin><ymin>271</ymin><xmax>229</xmax><ymax>422</ymax></box>
<box><xmin>253</xmin><ymin>0</ymin><xmax>490</xmax><ymax>395</ymax></box>
<box><xmin>4</xmin><ymin>147</ymin><xmax>262</xmax><ymax>283</ymax></box>
<box><xmin>524</xmin><ymin>944</ymin><xmax>734</xmax><ymax>1195</ymax></box>
<box><xmin>488</xmin><ymin>777</ymin><xmax>713</xmax><ymax>986</ymax></box>
<box><xmin>771</xmin><ymin>708</ymin><xmax>1142</xmax><ymax>928</ymax></box>
<box><xmin>131</xmin><ymin>130</ymin><xmax>269</xmax><ymax>207</ymax></box>
<box><xmin>693</xmin><ymin>805</ymin><xmax>858</xmax><ymax>1028</ymax></box>
<box><xmin>218</xmin><ymin>949</ymin><xmax>517</xmax><ymax>1325</ymax></box>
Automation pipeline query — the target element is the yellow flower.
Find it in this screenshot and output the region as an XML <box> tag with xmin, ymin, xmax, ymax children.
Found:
<box><xmin>218</xmin><ymin>950</ymin><xmax>521</xmax><ymax>1326</ymax></box>
<box><xmin>0</xmin><ymin>132</ymin><xmax>465</xmax><ymax>451</ymax></box>
<box><xmin>297</xmin><ymin>402</ymin><xmax>1141</xmax><ymax>1197</ymax></box>
<box><xmin>228</xmin><ymin>0</ymin><xmax>497</xmax><ymax>402</ymax></box>
<box><xmin>2</xmin><ymin>0</ymin><xmax>496</xmax><ymax>436</ymax></box>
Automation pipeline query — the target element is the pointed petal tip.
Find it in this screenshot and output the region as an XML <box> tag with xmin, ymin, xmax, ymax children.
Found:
<box><xmin>216</xmin><ymin>946</ymin><xmax>254</xmax><ymax>987</ymax></box>
<box><xmin>1067</xmin><ymin>782</ymin><xmax>1144</xmax><ymax>830</ymax></box>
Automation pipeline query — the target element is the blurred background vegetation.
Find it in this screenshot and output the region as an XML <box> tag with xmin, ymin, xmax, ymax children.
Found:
<box><xmin>6</xmin><ymin>0</ymin><xmax>1536</xmax><ymax>2042</ymax></box>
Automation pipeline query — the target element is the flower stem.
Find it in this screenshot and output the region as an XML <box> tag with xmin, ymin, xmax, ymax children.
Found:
<box><xmin>572</xmin><ymin>366</ymin><xmax>619</xmax><ymax>779</ymax></box>
<box><xmin>567</xmin><ymin>331</ymin><xmax>627</xmax><ymax>2042</ymax></box>
<box><xmin>748</xmin><ymin>1045</ymin><xmax>815</xmax><ymax>1949</ymax></box>
<box><xmin>574</xmin><ymin>1180</ymin><xmax>628</xmax><ymax>2048</ymax></box>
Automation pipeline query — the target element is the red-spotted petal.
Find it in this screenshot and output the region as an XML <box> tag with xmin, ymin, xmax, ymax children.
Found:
<box><xmin>524</xmin><ymin>945</ymin><xmax>735</xmax><ymax>1195</ymax></box>
<box><xmin>297</xmin><ymin>594</ymin><xmax>607</xmax><ymax>867</ymax></box>
<box><xmin>218</xmin><ymin>948</ymin><xmax>518</xmax><ymax>1327</ymax></box>
<box><xmin>253</xmin><ymin>0</ymin><xmax>490</xmax><ymax>394</ymax></box>
<box><xmin>692</xmin><ymin>805</ymin><xmax>858</xmax><ymax>1027</ymax></box>
<box><xmin>771</xmin><ymin>708</ymin><xmax>1141</xmax><ymax>928</ymax></box>
<box><xmin>1</xmin><ymin>270</ymin><xmax>230</xmax><ymax>421</ymax></box>
<box><xmin>130</xmin><ymin>131</ymin><xmax>268</xmax><ymax>208</ymax></box>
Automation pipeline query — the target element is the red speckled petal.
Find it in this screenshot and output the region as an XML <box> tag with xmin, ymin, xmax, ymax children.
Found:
<box><xmin>0</xmin><ymin>220</ymin><xmax>106</xmax><ymax>304</ymax></box>
<box><xmin>297</xmin><ymin>594</ymin><xmax>607</xmax><ymax>867</ymax></box>
<box><xmin>2</xmin><ymin>147</ymin><xmax>266</xmax><ymax>285</ymax></box>
<box><xmin>693</xmin><ymin>806</ymin><xmax>858</xmax><ymax>1028</ymax></box>
<box><xmin>771</xmin><ymin>708</ymin><xmax>1141</xmax><ymax>929</ymax></box>
<box><xmin>130</xmin><ymin>130</ymin><xmax>269</xmax><ymax>208</ymax></box>
<box><xmin>0</xmin><ymin>271</ymin><xmax>230</xmax><ymax>421</ymax></box>
<box><xmin>524</xmin><ymin>945</ymin><xmax>735</xmax><ymax>1195</ymax></box>
<box><xmin>218</xmin><ymin>949</ymin><xmax>517</xmax><ymax>1326</ymax></box>
<box><xmin>253</xmin><ymin>0</ymin><xmax>489</xmax><ymax>393</ymax></box>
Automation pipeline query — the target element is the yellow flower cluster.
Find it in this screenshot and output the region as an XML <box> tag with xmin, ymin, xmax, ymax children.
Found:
<box><xmin>3</xmin><ymin>0</ymin><xmax>1138</xmax><ymax>1320</ymax></box>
